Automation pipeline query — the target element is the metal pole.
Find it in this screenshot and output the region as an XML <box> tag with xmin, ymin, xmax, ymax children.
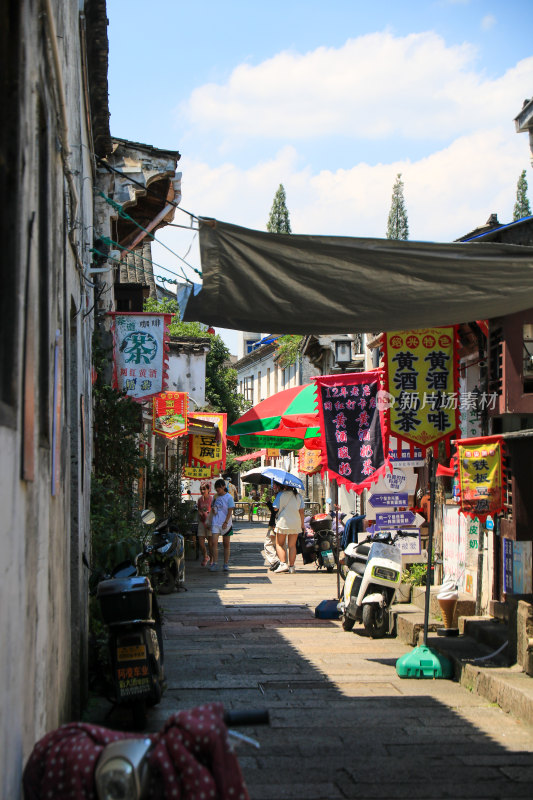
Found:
<box><xmin>475</xmin><ymin>524</ymin><xmax>484</xmax><ymax>616</ymax></box>
<box><xmin>423</xmin><ymin>452</ymin><xmax>437</xmax><ymax>647</ymax></box>
<box><xmin>334</xmin><ymin>479</ymin><xmax>340</xmax><ymax>598</ymax></box>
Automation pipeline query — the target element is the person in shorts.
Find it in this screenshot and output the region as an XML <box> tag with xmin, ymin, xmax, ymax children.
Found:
<box><xmin>207</xmin><ymin>478</ymin><xmax>235</xmax><ymax>572</ymax></box>
<box><xmin>272</xmin><ymin>481</ymin><xmax>303</xmax><ymax>574</ymax></box>
<box><xmin>263</xmin><ymin>493</ymin><xmax>280</xmax><ymax>571</ymax></box>
<box><xmin>197</xmin><ymin>482</ymin><xmax>213</xmax><ymax>567</ymax></box>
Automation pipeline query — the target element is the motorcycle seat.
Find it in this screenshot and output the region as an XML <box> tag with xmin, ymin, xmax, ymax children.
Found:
<box><xmin>355</xmin><ymin>543</ymin><xmax>370</xmax><ymax>556</ymax></box>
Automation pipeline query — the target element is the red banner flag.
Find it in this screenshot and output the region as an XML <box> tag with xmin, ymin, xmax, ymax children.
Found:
<box><xmin>185</xmin><ymin>412</ymin><xmax>227</xmax><ymax>477</ymax></box>
<box><xmin>314</xmin><ymin>371</ymin><xmax>388</xmax><ymax>493</ymax></box>
<box><xmin>152</xmin><ymin>392</ymin><xmax>188</xmax><ymax>439</ymax></box>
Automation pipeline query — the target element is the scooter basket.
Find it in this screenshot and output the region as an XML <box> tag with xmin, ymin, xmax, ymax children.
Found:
<box><xmin>97</xmin><ymin>576</ymin><xmax>153</xmax><ymax>624</ymax></box>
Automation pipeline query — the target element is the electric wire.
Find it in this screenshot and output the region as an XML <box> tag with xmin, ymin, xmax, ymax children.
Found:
<box><xmin>98</xmin><ymin>192</ymin><xmax>202</xmax><ymax>278</ymax></box>
<box><xmin>90</xmin><ymin>245</ymin><xmax>193</xmax><ymax>290</ymax></box>
<box><xmin>99</xmin><ymin>235</ymin><xmax>193</xmax><ymax>284</ymax></box>
<box><xmin>94</xmin><ymin>156</ymin><xmax>199</xmax><ymax>222</ymax></box>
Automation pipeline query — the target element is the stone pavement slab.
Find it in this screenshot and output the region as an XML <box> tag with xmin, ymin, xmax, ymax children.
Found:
<box><xmin>91</xmin><ymin>521</ymin><xmax>533</xmax><ymax>799</ymax></box>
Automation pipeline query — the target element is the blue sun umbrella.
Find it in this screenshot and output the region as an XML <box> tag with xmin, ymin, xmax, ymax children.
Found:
<box><xmin>261</xmin><ymin>468</ymin><xmax>304</xmax><ymax>490</ymax></box>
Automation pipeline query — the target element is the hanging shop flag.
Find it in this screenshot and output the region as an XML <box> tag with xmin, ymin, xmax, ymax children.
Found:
<box><xmin>108</xmin><ymin>312</ymin><xmax>171</xmax><ymax>401</ymax></box>
<box><xmin>185</xmin><ymin>412</ymin><xmax>227</xmax><ymax>477</ymax></box>
<box><xmin>456</xmin><ymin>435</ymin><xmax>505</xmax><ymax>522</ymax></box>
<box><xmin>298</xmin><ymin>448</ymin><xmax>322</xmax><ymax>475</ymax></box>
<box><xmin>152</xmin><ymin>392</ymin><xmax>188</xmax><ymax>439</ymax></box>
<box><xmin>382</xmin><ymin>327</ymin><xmax>460</xmax><ymax>455</ymax></box>
<box><xmin>182</xmin><ymin>465</ymin><xmax>212</xmax><ymax>479</ymax></box>
<box><xmin>313</xmin><ymin>371</ymin><xmax>387</xmax><ymax>493</ymax></box>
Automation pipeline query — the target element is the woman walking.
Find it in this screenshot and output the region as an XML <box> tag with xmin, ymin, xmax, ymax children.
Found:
<box><xmin>272</xmin><ymin>481</ymin><xmax>303</xmax><ymax>574</ymax></box>
<box><xmin>197</xmin><ymin>482</ymin><xmax>213</xmax><ymax>567</ymax></box>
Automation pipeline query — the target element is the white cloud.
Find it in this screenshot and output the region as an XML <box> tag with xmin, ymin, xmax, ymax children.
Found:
<box><xmin>155</xmin><ymin>29</ymin><xmax>533</xmax><ymax>296</ymax></box>
<box><xmin>180</xmin><ymin>32</ymin><xmax>533</xmax><ymax>145</ymax></box>
<box><xmin>156</xmin><ymin>128</ymin><xmax>529</xmax><ymax>269</ymax></box>
<box><xmin>481</xmin><ymin>14</ymin><xmax>496</xmax><ymax>31</ymax></box>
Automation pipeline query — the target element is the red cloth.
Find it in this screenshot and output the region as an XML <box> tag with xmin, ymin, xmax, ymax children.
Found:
<box><xmin>436</xmin><ymin>456</ymin><xmax>457</xmax><ymax>477</ymax></box>
<box><xmin>23</xmin><ymin>703</ymin><xmax>249</xmax><ymax>800</ymax></box>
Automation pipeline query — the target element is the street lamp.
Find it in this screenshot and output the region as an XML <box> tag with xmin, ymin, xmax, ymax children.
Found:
<box><xmin>332</xmin><ymin>336</ymin><xmax>352</xmax><ymax>373</ymax></box>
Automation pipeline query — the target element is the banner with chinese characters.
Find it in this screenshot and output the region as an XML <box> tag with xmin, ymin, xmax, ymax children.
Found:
<box><xmin>152</xmin><ymin>392</ymin><xmax>188</xmax><ymax>439</ymax></box>
<box><xmin>298</xmin><ymin>448</ymin><xmax>322</xmax><ymax>475</ymax></box>
<box><xmin>313</xmin><ymin>371</ymin><xmax>387</xmax><ymax>493</ymax></box>
<box><xmin>182</xmin><ymin>465</ymin><xmax>213</xmax><ymax>480</ymax></box>
<box><xmin>456</xmin><ymin>435</ymin><xmax>505</xmax><ymax>522</ymax></box>
<box><xmin>186</xmin><ymin>412</ymin><xmax>227</xmax><ymax>476</ymax></box>
<box><xmin>109</xmin><ymin>312</ymin><xmax>171</xmax><ymax>401</ymax></box>
<box><xmin>382</xmin><ymin>327</ymin><xmax>460</xmax><ymax>455</ymax></box>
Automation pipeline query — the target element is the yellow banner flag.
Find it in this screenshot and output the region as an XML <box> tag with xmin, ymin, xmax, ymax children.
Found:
<box><xmin>383</xmin><ymin>327</ymin><xmax>460</xmax><ymax>453</ymax></box>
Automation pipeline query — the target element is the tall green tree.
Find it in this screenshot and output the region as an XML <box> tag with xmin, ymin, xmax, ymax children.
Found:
<box><xmin>266</xmin><ymin>185</ymin><xmax>301</xmax><ymax>362</ymax></box>
<box><xmin>386</xmin><ymin>173</ymin><xmax>409</xmax><ymax>240</ymax></box>
<box><xmin>513</xmin><ymin>170</ymin><xmax>531</xmax><ymax>221</ymax></box>
<box><xmin>267</xmin><ymin>183</ymin><xmax>292</xmax><ymax>233</ymax></box>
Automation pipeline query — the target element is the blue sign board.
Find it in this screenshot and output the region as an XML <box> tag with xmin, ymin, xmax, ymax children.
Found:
<box><xmin>375</xmin><ymin>511</ymin><xmax>416</xmax><ymax>527</ymax></box>
<box><xmin>369</xmin><ymin>492</ymin><xmax>409</xmax><ymax>509</ymax></box>
<box><xmin>503</xmin><ymin>538</ymin><xmax>513</xmax><ymax>594</ymax></box>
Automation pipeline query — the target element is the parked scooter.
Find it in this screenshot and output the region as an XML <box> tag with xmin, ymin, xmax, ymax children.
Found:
<box><xmin>299</xmin><ymin>513</ymin><xmax>338</xmax><ymax>572</ymax></box>
<box><xmin>96</xmin><ymin>555</ymin><xmax>165</xmax><ymax>729</ymax></box>
<box><xmin>338</xmin><ymin>529</ymin><xmax>418</xmax><ymax>637</ymax></box>
<box><xmin>140</xmin><ymin>516</ymin><xmax>185</xmax><ymax>594</ymax></box>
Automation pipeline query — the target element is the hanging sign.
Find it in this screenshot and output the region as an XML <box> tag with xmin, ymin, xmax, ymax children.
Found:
<box><xmin>371</xmin><ymin>466</ymin><xmax>418</xmax><ymax>496</ymax></box>
<box><xmin>456</xmin><ymin>435</ymin><xmax>504</xmax><ymax>522</ymax></box>
<box><xmin>108</xmin><ymin>312</ymin><xmax>171</xmax><ymax>401</ymax></box>
<box><xmin>298</xmin><ymin>448</ymin><xmax>322</xmax><ymax>475</ymax></box>
<box><xmin>368</xmin><ymin>492</ymin><xmax>409</xmax><ymax>509</ymax></box>
<box><xmin>185</xmin><ymin>412</ymin><xmax>227</xmax><ymax>477</ymax></box>
<box><xmin>503</xmin><ymin>539</ymin><xmax>533</xmax><ymax>595</ymax></box>
<box><xmin>152</xmin><ymin>392</ymin><xmax>188</xmax><ymax>439</ymax></box>
<box><xmin>382</xmin><ymin>327</ymin><xmax>460</xmax><ymax>455</ymax></box>
<box><xmin>314</xmin><ymin>371</ymin><xmax>387</xmax><ymax>494</ymax></box>
<box><xmin>375</xmin><ymin>510</ymin><xmax>424</xmax><ymax>527</ymax></box>
<box><xmin>182</xmin><ymin>465</ymin><xmax>212</xmax><ymax>479</ymax></box>
<box><xmin>388</xmin><ymin>436</ymin><xmax>424</xmax><ymax>467</ymax></box>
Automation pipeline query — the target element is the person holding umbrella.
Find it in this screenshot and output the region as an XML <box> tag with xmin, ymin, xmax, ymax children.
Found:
<box><xmin>272</xmin><ymin>480</ymin><xmax>303</xmax><ymax>574</ymax></box>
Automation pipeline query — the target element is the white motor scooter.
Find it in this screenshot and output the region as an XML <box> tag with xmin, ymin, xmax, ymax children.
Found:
<box><xmin>338</xmin><ymin>529</ymin><xmax>417</xmax><ymax>637</ymax></box>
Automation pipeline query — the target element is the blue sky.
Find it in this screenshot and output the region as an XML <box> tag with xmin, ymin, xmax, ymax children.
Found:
<box><xmin>107</xmin><ymin>0</ymin><xmax>533</xmax><ymax>352</ymax></box>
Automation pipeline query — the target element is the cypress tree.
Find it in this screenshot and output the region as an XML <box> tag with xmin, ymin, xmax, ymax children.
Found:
<box><xmin>386</xmin><ymin>173</ymin><xmax>409</xmax><ymax>240</ymax></box>
<box><xmin>513</xmin><ymin>170</ymin><xmax>531</xmax><ymax>221</ymax></box>
<box><xmin>267</xmin><ymin>184</ymin><xmax>292</xmax><ymax>233</ymax></box>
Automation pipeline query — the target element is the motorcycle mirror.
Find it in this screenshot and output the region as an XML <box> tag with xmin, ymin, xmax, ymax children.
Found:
<box><xmin>95</xmin><ymin>738</ymin><xmax>152</xmax><ymax>800</ymax></box>
<box><xmin>141</xmin><ymin>509</ymin><xmax>156</xmax><ymax>525</ymax></box>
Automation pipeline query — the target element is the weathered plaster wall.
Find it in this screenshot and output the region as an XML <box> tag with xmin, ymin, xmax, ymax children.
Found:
<box><xmin>167</xmin><ymin>345</ymin><xmax>209</xmax><ymax>407</ymax></box>
<box><xmin>0</xmin><ymin>2</ymin><xmax>94</xmax><ymax>797</ymax></box>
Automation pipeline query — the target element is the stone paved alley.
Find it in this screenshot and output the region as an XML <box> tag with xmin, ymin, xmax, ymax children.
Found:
<box><xmin>104</xmin><ymin>521</ymin><xmax>533</xmax><ymax>799</ymax></box>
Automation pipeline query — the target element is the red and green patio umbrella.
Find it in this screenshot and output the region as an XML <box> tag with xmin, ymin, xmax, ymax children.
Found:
<box><xmin>227</xmin><ymin>383</ymin><xmax>321</xmax><ymax>450</ymax></box>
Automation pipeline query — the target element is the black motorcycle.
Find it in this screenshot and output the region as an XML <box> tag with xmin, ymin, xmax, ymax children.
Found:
<box><xmin>140</xmin><ymin>518</ymin><xmax>185</xmax><ymax>594</ymax></box>
<box><xmin>299</xmin><ymin>513</ymin><xmax>338</xmax><ymax>572</ymax></box>
<box><xmin>96</xmin><ymin>558</ymin><xmax>165</xmax><ymax>729</ymax></box>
